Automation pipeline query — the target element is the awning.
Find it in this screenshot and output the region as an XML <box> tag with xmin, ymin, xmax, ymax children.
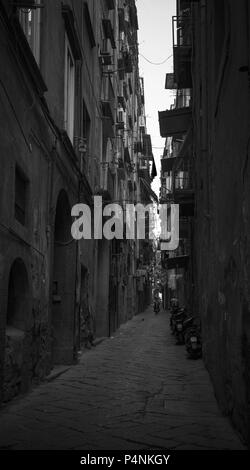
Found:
<box><xmin>158</xmin><ymin>107</ymin><xmax>192</xmax><ymax>138</ymax></box>
<box><xmin>140</xmin><ymin>178</ymin><xmax>158</xmax><ymax>203</ymax></box>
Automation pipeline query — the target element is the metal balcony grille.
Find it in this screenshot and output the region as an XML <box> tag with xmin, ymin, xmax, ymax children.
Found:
<box><xmin>172</xmin><ymin>15</ymin><xmax>193</xmax><ymax>48</ymax></box>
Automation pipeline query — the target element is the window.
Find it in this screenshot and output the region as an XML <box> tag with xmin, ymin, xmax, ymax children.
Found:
<box><xmin>19</xmin><ymin>0</ymin><xmax>41</xmax><ymax>65</ymax></box>
<box><xmin>15</xmin><ymin>166</ymin><xmax>27</xmax><ymax>226</ymax></box>
<box><xmin>64</xmin><ymin>35</ymin><xmax>75</xmax><ymax>143</ymax></box>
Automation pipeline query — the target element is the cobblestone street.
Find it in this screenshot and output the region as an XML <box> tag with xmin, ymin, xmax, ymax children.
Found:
<box><xmin>0</xmin><ymin>308</ymin><xmax>245</xmax><ymax>450</ymax></box>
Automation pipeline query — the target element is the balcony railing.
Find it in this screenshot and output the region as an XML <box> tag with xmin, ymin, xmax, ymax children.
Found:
<box><xmin>172</xmin><ymin>15</ymin><xmax>192</xmax><ymax>48</ymax></box>
<box><xmin>160</xmin><ymin>167</ymin><xmax>194</xmax><ymax>204</ymax></box>
<box><xmin>174</xmin><ymin>174</ymin><xmax>192</xmax><ymax>191</ymax></box>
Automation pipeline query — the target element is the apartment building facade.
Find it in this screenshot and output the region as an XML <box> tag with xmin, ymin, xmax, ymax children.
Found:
<box><xmin>159</xmin><ymin>0</ymin><xmax>250</xmax><ymax>446</ymax></box>
<box><xmin>0</xmin><ymin>0</ymin><xmax>155</xmax><ymax>404</ymax></box>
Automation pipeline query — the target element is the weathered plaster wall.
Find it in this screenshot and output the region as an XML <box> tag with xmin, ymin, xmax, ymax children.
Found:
<box><xmin>194</xmin><ymin>0</ymin><xmax>250</xmax><ymax>445</ymax></box>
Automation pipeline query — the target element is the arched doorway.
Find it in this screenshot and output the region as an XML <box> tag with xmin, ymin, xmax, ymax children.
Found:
<box><xmin>4</xmin><ymin>259</ymin><xmax>31</xmax><ymax>401</ymax></box>
<box><xmin>52</xmin><ymin>190</ymin><xmax>76</xmax><ymax>365</ymax></box>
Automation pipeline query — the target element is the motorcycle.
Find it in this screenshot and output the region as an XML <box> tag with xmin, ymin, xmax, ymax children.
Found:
<box><xmin>170</xmin><ymin>302</ymin><xmax>181</xmax><ymax>332</ymax></box>
<box><xmin>184</xmin><ymin>319</ymin><xmax>202</xmax><ymax>359</ymax></box>
<box><xmin>173</xmin><ymin>308</ymin><xmax>188</xmax><ymax>344</ymax></box>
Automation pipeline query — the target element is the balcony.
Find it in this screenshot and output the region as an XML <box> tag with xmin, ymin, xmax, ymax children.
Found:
<box><xmin>172</xmin><ymin>15</ymin><xmax>192</xmax><ymax>88</ymax></box>
<box><xmin>99</xmin><ymin>52</ymin><xmax>112</xmax><ymax>66</ymax></box>
<box><xmin>161</xmin><ymin>238</ymin><xmax>190</xmax><ymax>269</ymax></box>
<box><xmin>158</xmin><ymin>106</ymin><xmax>192</xmax><ymax>138</ymax></box>
<box><xmin>178</xmin><ymin>0</ymin><xmax>200</xmax><ymax>14</ymax></box>
<box><xmin>161</xmin><ymin>156</ymin><xmax>182</xmax><ymax>173</ymax></box>
<box><xmin>173</xmin><ymin>172</ymin><xmax>194</xmax><ymax>204</ymax></box>
<box><xmin>160</xmin><ymin>130</ymin><xmax>194</xmax><ymax>212</ymax></box>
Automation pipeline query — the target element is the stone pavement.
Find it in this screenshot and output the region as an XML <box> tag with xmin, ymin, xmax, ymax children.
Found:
<box><xmin>0</xmin><ymin>308</ymin><xmax>246</xmax><ymax>450</ymax></box>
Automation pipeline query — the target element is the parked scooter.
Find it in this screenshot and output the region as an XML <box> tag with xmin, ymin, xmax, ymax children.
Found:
<box><xmin>170</xmin><ymin>298</ymin><xmax>180</xmax><ymax>332</ymax></box>
<box><xmin>173</xmin><ymin>308</ymin><xmax>188</xmax><ymax>344</ymax></box>
<box><xmin>184</xmin><ymin>319</ymin><xmax>202</xmax><ymax>359</ymax></box>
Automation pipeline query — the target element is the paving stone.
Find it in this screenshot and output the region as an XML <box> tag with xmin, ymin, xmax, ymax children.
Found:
<box><xmin>0</xmin><ymin>308</ymin><xmax>246</xmax><ymax>450</ymax></box>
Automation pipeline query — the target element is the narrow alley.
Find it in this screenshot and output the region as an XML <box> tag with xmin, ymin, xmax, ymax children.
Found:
<box><xmin>0</xmin><ymin>308</ymin><xmax>245</xmax><ymax>450</ymax></box>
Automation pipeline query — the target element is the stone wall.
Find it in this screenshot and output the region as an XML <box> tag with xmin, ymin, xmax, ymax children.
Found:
<box><xmin>193</xmin><ymin>0</ymin><xmax>250</xmax><ymax>446</ymax></box>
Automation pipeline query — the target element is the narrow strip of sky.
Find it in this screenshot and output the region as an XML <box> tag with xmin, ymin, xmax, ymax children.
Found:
<box><xmin>137</xmin><ymin>0</ymin><xmax>176</xmax><ymax>196</ymax></box>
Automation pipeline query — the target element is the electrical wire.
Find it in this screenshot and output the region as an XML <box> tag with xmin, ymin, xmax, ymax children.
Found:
<box><xmin>139</xmin><ymin>53</ymin><xmax>173</xmax><ymax>66</ymax></box>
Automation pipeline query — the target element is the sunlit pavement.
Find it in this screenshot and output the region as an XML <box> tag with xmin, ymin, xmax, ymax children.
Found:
<box><xmin>0</xmin><ymin>308</ymin><xmax>246</xmax><ymax>450</ymax></box>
